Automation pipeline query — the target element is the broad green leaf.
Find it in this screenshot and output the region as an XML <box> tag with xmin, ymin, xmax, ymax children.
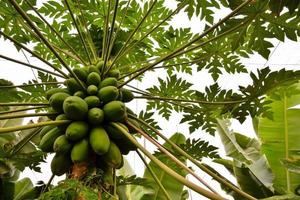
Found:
<box><xmin>257</xmin><ymin>84</ymin><xmax>300</xmax><ymax>194</ymax></box>
<box><xmin>141</xmin><ymin>133</ymin><xmax>187</xmax><ymax>200</ymax></box>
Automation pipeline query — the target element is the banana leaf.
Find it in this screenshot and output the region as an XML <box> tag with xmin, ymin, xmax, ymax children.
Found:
<box><xmin>257</xmin><ymin>85</ymin><xmax>300</xmax><ymax>194</ymax></box>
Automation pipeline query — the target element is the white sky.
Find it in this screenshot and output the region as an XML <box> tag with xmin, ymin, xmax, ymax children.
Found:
<box><xmin>1</xmin><ymin>1</ymin><xmax>300</xmax><ymax>199</ymax></box>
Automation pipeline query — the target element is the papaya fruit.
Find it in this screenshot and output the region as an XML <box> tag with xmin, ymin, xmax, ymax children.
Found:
<box><xmin>63</xmin><ymin>96</ymin><xmax>88</xmax><ymax>120</ymax></box>
<box><xmin>74</xmin><ymin>91</ymin><xmax>86</xmax><ymax>99</ymax></box>
<box><xmin>53</xmin><ymin>135</ymin><xmax>72</xmax><ymax>154</ymax></box>
<box><xmin>88</xmin><ymin>108</ymin><xmax>104</xmax><ymax>125</ymax></box>
<box><xmin>120</xmin><ymin>88</ymin><xmax>134</xmax><ymax>102</ymax></box>
<box><xmin>87</xmin><ymin>85</ymin><xmax>98</xmax><ymax>95</ymax></box>
<box><xmin>46</xmin><ymin>88</ymin><xmax>69</xmax><ymax>100</ymax></box>
<box><xmin>51</xmin><ymin>153</ymin><xmax>72</xmax><ymax>176</ymax></box>
<box><xmin>39</xmin><ymin>125</ymin><xmax>55</xmax><ymax>140</ymax></box>
<box><xmin>96</xmin><ymin>60</ymin><xmax>104</xmax><ymax>71</ymax></box>
<box><xmin>99</xmin><ymin>77</ymin><xmax>118</xmax><ymax>88</ymax></box>
<box><xmin>55</xmin><ymin>114</ymin><xmax>69</xmax><ymax>131</ymax></box>
<box><xmin>114</xmin><ymin>136</ymin><xmax>137</xmax><ymax>155</ymax></box>
<box><xmin>49</xmin><ymin>92</ymin><xmax>70</xmax><ymax>112</ymax></box>
<box><xmin>39</xmin><ymin>127</ymin><xmax>63</xmax><ymax>152</ymax></box>
<box><xmin>104</xmin><ymin>122</ymin><xmax>128</xmax><ymax>139</ymax></box>
<box><xmin>71</xmin><ymin>138</ymin><xmax>89</xmax><ymax>163</ymax></box>
<box><xmin>107</xmin><ymin>69</ymin><xmax>120</xmax><ymax>79</ymax></box>
<box><xmin>87</xmin><ymin>72</ymin><xmax>101</xmax><ymax>86</ymax></box>
<box><xmin>102</xmin><ymin>167</ymin><xmax>113</xmax><ymax>188</ymax></box>
<box><xmin>65</xmin><ymin>78</ymin><xmax>85</xmax><ymax>93</ymax></box>
<box><xmin>84</xmin><ymin>96</ymin><xmax>100</xmax><ymax>108</ymax></box>
<box><xmin>103</xmin><ymin>101</ymin><xmax>127</xmax><ymax>122</ymax></box>
<box><xmin>102</xmin><ymin>141</ymin><xmax>123</xmax><ymax>168</ymax></box>
<box><xmin>97</xmin><ymin>86</ymin><xmax>119</xmax><ymax>104</ymax></box>
<box><xmin>73</xmin><ymin>67</ymin><xmax>88</xmax><ymax>82</ymax></box>
<box><xmin>47</xmin><ymin>108</ymin><xmax>58</xmax><ymax>120</ymax></box>
<box><xmin>89</xmin><ymin>126</ymin><xmax>110</xmax><ymax>155</ymax></box>
<box><xmin>66</xmin><ymin>121</ymin><xmax>89</xmax><ymax>141</ymax></box>
<box><xmin>88</xmin><ymin>66</ymin><xmax>100</xmax><ymax>74</ymax></box>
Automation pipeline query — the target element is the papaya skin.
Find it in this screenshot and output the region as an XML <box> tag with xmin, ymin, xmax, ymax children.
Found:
<box><xmin>46</xmin><ymin>88</ymin><xmax>70</xmax><ymax>100</ymax></box>
<box><xmin>84</xmin><ymin>96</ymin><xmax>100</xmax><ymax>108</ymax></box>
<box><xmin>39</xmin><ymin>127</ymin><xmax>63</xmax><ymax>152</ymax></box>
<box><xmin>63</xmin><ymin>96</ymin><xmax>88</xmax><ymax>120</ymax></box>
<box><xmin>102</xmin><ymin>141</ymin><xmax>123</xmax><ymax>168</ymax></box>
<box><xmin>71</xmin><ymin>138</ymin><xmax>89</xmax><ymax>163</ymax></box>
<box><xmin>51</xmin><ymin>153</ymin><xmax>72</xmax><ymax>176</ymax></box>
<box><xmin>87</xmin><ymin>85</ymin><xmax>98</xmax><ymax>95</ymax></box>
<box><xmin>53</xmin><ymin>135</ymin><xmax>73</xmax><ymax>154</ymax></box>
<box><xmin>89</xmin><ymin>126</ymin><xmax>110</xmax><ymax>155</ymax></box>
<box><xmin>87</xmin><ymin>72</ymin><xmax>101</xmax><ymax>86</ymax></box>
<box><xmin>103</xmin><ymin>101</ymin><xmax>127</xmax><ymax>122</ymax></box>
<box><xmin>49</xmin><ymin>92</ymin><xmax>70</xmax><ymax>112</ymax></box>
<box><xmin>99</xmin><ymin>77</ymin><xmax>118</xmax><ymax>88</ymax></box>
<box><xmin>66</xmin><ymin>121</ymin><xmax>89</xmax><ymax>141</ymax></box>
<box><xmin>88</xmin><ymin>108</ymin><xmax>104</xmax><ymax>125</ymax></box>
<box><xmin>97</xmin><ymin>86</ymin><xmax>119</xmax><ymax>104</ymax></box>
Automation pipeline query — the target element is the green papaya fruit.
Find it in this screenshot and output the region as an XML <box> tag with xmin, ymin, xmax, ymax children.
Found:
<box><xmin>114</xmin><ymin>136</ymin><xmax>137</xmax><ymax>155</ymax></box>
<box><xmin>89</xmin><ymin>126</ymin><xmax>110</xmax><ymax>155</ymax></box>
<box><xmin>87</xmin><ymin>72</ymin><xmax>101</xmax><ymax>86</ymax></box>
<box><xmin>103</xmin><ymin>101</ymin><xmax>127</xmax><ymax>122</ymax></box>
<box><xmin>73</xmin><ymin>67</ymin><xmax>88</xmax><ymax>81</ymax></box>
<box><xmin>102</xmin><ymin>141</ymin><xmax>123</xmax><ymax>168</ymax></box>
<box><xmin>99</xmin><ymin>77</ymin><xmax>118</xmax><ymax>88</ymax></box>
<box><xmin>46</xmin><ymin>88</ymin><xmax>70</xmax><ymax>100</ymax></box>
<box><xmin>74</xmin><ymin>91</ymin><xmax>86</xmax><ymax>98</ymax></box>
<box><xmin>39</xmin><ymin>127</ymin><xmax>63</xmax><ymax>152</ymax></box>
<box><xmin>120</xmin><ymin>88</ymin><xmax>134</xmax><ymax>102</ymax></box>
<box><xmin>63</xmin><ymin>96</ymin><xmax>88</xmax><ymax>120</ymax></box>
<box><xmin>65</xmin><ymin>78</ymin><xmax>86</xmax><ymax>93</ymax></box>
<box><xmin>66</xmin><ymin>121</ymin><xmax>89</xmax><ymax>141</ymax></box>
<box><xmin>39</xmin><ymin>125</ymin><xmax>56</xmax><ymax>140</ymax></box>
<box><xmin>88</xmin><ymin>108</ymin><xmax>104</xmax><ymax>125</ymax></box>
<box><xmin>107</xmin><ymin>69</ymin><xmax>120</xmax><ymax>79</ymax></box>
<box><xmin>88</xmin><ymin>66</ymin><xmax>100</xmax><ymax>74</ymax></box>
<box><xmin>49</xmin><ymin>92</ymin><xmax>70</xmax><ymax>112</ymax></box>
<box><xmin>104</xmin><ymin>122</ymin><xmax>128</xmax><ymax>139</ymax></box>
<box><xmin>96</xmin><ymin>60</ymin><xmax>104</xmax><ymax>71</ymax></box>
<box><xmin>102</xmin><ymin>167</ymin><xmax>113</xmax><ymax>188</ymax></box>
<box><xmin>71</xmin><ymin>138</ymin><xmax>89</xmax><ymax>163</ymax></box>
<box><xmin>51</xmin><ymin>153</ymin><xmax>72</xmax><ymax>176</ymax></box>
<box><xmin>55</xmin><ymin>114</ymin><xmax>69</xmax><ymax>131</ymax></box>
<box><xmin>53</xmin><ymin>135</ymin><xmax>73</xmax><ymax>154</ymax></box>
<box><xmin>97</xmin><ymin>86</ymin><xmax>119</xmax><ymax>104</ymax></box>
<box><xmin>84</xmin><ymin>96</ymin><xmax>100</xmax><ymax>108</ymax></box>
<box><xmin>47</xmin><ymin>108</ymin><xmax>58</xmax><ymax>120</ymax></box>
<box><xmin>87</xmin><ymin>85</ymin><xmax>98</xmax><ymax>95</ymax></box>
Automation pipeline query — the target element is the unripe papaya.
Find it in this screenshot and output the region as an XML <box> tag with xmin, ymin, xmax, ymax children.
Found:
<box><xmin>103</xmin><ymin>101</ymin><xmax>127</xmax><ymax>122</ymax></box>
<box><xmin>102</xmin><ymin>141</ymin><xmax>123</xmax><ymax>168</ymax></box>
<box><xmin>55</xmin><ymin>114</ymin><xmax>69</xmax><ymax>131</ymax></box>
<box><xmin>39</xmin><ymin>127</ymin><xmax>63</xmax><ymax>152</ymax></box>
<box><xmin>120</xmin><ymin>88</ymin><xmax>134</xmax><ymax>102</ymax></box>
<box><xmin>84</xmin><ymin>96</ymin><xmax>100</xmax><ymax>108</ymax></box>
<box><xmin>104</xmin><ymin>122</ymin><xmax>128</xmax><ymax>139</ymax></box>
<box><xmin>66</xmin><ymin>121</ymin><xmax>89</xmax><ymax>141</ymax></box>
<box><xmin>49</xmin><ymin>92</ymin><xmax>70</xmax><ymax>112</ymax></box>
<box><xmin>102</xmin><ymin>167</ymin><xmax>113</xmax><ymax>188</ymax></box>
<box><xmin>71</xmin><ymin>138</ymin><xmax>89</xmax><ymax>163</ymax></box>
<box><xmin>97</xmin><ymin>86</ymin><xmax>119</xmax><ymax>104</ymax></box>
<box><xmin>87</xmin><ymin>72</ymin><xmax>101</xmax><ymax>86</ymax></box>
<box><xmin>99</xmin><ymin>77</ymin><xmax>118</xmax><ymax>88</ymax></box>
<box><xmin>88</xmin><ymin>66</ymin><xmax>100</xmax><ymax>74</ymax></box>
<box><xmin>63</xmin><ymin>96</ymin><xmax>88</xmax><ymax>120</ymax></box>
<box><xmin>88</xmin><ymin>108</ymin><xmax>104</xmax><ymax>125</ymax></box>
<box><xmin>53</xmin><ymin>135</ymin><xmax>73</xmax><ymax>154</ymax></box>
<box><xmin>47</xmin><ymin>108</ymin><xmax>58</xmax><ymax>120</ymax></box>
<box><xmin>107</xmin><ymin>69</ymin><xmax>120</xmax><ymax>79</ymax></box>
<box><xmin>89</xmin><ymin>126</ymin><xmax>110</xmax><ymax>155</ymax></box>
<box><xmin>96</xmin><ymin>60</ymin><xmax>104</xmax><ymax>71</ymax></box>
<box><xmin>39</xmin><ymin>125</ymin><xmax>55</xmax><ymax>140</ymax></box>
<box><xmin>74</xmin><ymin>91</ymin><xmax>86</xmax><ymax>99</ymax></box>
<box><xmin>46</xmin><ymin>88</ymin><xmax>69</xmax><ymax>100</ymax></box>
<box><xmin>73</xmin><ymin>67</ymin><xmax>88</xmax><ymax>82</ymax></box>
<box><xmin>114</xmin><ymin>136</ymin><xmax>137</xmax><ymax>155</ymax></box>
<box><xmin>87</xmin><ymin>85</ymin><xmax>98</xmax><ymax>95</ymax></box>
<box><xmin>65</xmin><ymin>78</ymin><xmax>85</xmax><ymax>93</ymax></box>
<box><xmin>51</xmin><ymin>153</ymin><xmax>72</xmax><ymax>176</ymax></box>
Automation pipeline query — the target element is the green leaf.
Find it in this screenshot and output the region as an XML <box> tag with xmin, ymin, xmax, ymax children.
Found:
<box><xmin>257</xmin><ymin>83</ymin><xmax>300</xmax><ymax>194</ymax></box>
<box><xmin>141</xmin><ymin>133</ymin><xmax>187</xmax><ymax>200</ymax></box>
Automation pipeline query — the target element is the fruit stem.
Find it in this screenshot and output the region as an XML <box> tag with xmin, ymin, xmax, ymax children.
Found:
<box><xmin>0</xmin><ymin>120</ymin><xmax>70</xmax><ymax>134</ymax></box>
<box><xmin>43</xmin><ymin>174</ymin><xmax>55</xmax><ymax>193</ymax></box>
<box><xmin>0</xmin><ymin>102</ymin><xmax>49</xmax><ymax>106</ymax></box>
<box><xmin>136</xmin><ymin>150</ymin><xmax>172</xmax><ymax>200</ymax></box>
<box><xmin>0</xmin><ymin>112</ymin><xmax>58</xmax><ymax>120</ymax></box>
<box><xmin>110</xmin><ymin>122</ymin><xmax>226</xmax><ymax>200</ymax></box>
<box><xmin>127</xmin><ymin>120</ymin><xmax>221</xmax><ymax>195</ymax></box>
<box><xmin>130</xmin><ymin>115</ymin><xmax>257</xmax><ymax>200</ymax></box>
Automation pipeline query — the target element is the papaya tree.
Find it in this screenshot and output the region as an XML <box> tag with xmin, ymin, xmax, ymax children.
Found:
<box><xmin>0</xmin><ymin>0</ymin><xmax>300</xmax><ymax>199</ymax></box>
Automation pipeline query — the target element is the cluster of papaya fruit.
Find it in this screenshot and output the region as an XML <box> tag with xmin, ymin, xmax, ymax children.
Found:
<box><xmin>39</xmin><ymin>60</ymin><xmax>138</xmax><ymax>177</ymax></box>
